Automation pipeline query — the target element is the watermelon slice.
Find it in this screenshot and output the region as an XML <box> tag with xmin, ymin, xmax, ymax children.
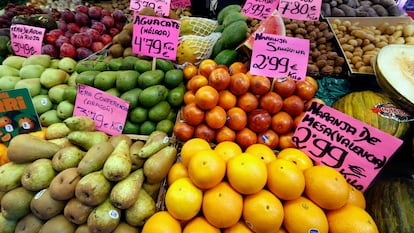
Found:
<box><xmin>242</xmin><ymin>9</ymin><xmax>286</xmax><ymax>50</ymax></box>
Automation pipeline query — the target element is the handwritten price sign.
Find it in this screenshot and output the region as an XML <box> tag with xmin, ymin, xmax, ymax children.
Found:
<box><xmin>73</xmin><ymin>85</ymin><xmax>129</xmax><ymax>136</ymax></box>
<box><xmin>241</xmin><ymin>0</ymin><xmax>280</xmax><ymax>20</ymax></box>
<box><xmin>171</xmin><ymin>0</ymin><xmax>191</xmax><ymax>9</ymax></box>
<box><xmin>249</xmin><ymin>33</ymin><xmax>309</xmax><ymax>80</ymax></box>
<box><xmin>278</xmin><ymin>0</ymin><xmax>321</xmax><ymax>21</ymax></box>
<box><xmin>132</xmin><ymin>13</ymin><xmax>180</xmax><ymax>60</ymax></box>
<box><xmin>293</xmin><ymin>102</ymin><xmax>404</xmax><ymax>191</ymax></box>
<box><xmin>10</xmin><ymin>24</ymin><xmax>45</xmax><ymax>57</ymax></box>
<box><xmin>130</xmin><ymin>0</ymin><xmax>171</xmax><ymax>16</ymax></box>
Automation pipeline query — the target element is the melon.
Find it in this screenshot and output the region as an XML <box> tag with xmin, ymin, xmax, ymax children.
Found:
<box><xmin>374</xmin><ymin>44</ymin><xmax>414</xmax><ymax>113</ymax></box>
<box><xmin>242</xmin><ymin>9</ymin><xmax>286</xmax><ymax>50</ymax></box>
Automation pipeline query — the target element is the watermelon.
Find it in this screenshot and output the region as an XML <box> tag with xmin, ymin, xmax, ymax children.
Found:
<box><xmin>242</xmin><ymin>9</ymin><xmax>286</xmax><ymax>50</ymax></box>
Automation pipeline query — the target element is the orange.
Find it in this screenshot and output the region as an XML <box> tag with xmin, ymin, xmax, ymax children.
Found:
<box><xmin>141</xmin><ymin>211</ymin><xmax>181</xmax><ymax>233</ymax></box>
<box><xmin>304</xmin><ymin>165</ymin><xmax>350</xmax><ymax>210</ymax></box>
<box><xmin>223</xmin><ymin>221</ymin><xmax>253</xmax><ymax>233</ymax></box>
<box><xmin>183</xmin><ymin>63</ymin><xmax>198</xmax><ymax>80</ymax></box>
<box><xmin>194</xmin><ymin>85</ymin><xmax>219</xmax><ymax>110</ymax></box>
<box><xmin>245</xmin><ymin>143</ymin><xmax>276</xmax><ymax>164</ymax></box>
<box><xmin>214</xmin><ymin>141</ymin><xmax>242</xmax><ymax>163</ymax></box>
<box><xmin>257</xmin><ymin>129</ymin><xmax>279</xmax><ymax>150</ymax></box>
<box><xmin>208</xmin><ymin>67</ymin><xmax>231</xmax><ymax>91</ymax></box>
<box><xmin>271</xmin><ymin>111</ymin><xmax>294</xmax><ymax>135</ymax></box>
<box><xmin>167</xmin><ymin>161</ymin><xmax>189</xmax><ymax>186</ymax></box>
<box><xmin>187</xmin><ymin>149</ymin><xmax>226</xmax><ymax>189</ymax></box>
<box><xmin>249</xmin><ymin>74</ymin><xmax>271</xmax><ymax>95</ymax></box>
<box><xmin>229</xmin><ymin>72</ymin><xmax>250</xmax><ymax>96</ymax></box>
<box><xmin>277</xmin><ymin>148</ymin><xmax>313</xmax><ymax>171</ymax></box>
<box><xmin>346</xmin><ymin>184</ymin><xmax>366</xmax><ymax>209</ymax></box>
<box><xmin>236</xmin><ymin>92</ymin><xmax>259</xmax><ymax>113</ymax></box>
<box><xmin>184</xmin><ymin>90</ymin><xmax>196</xmax><ymax>105</ymax></box>
<box><xmin>218</xmin><ymin>90</ymin><xmax>237</xmax><ymax>110</ymax></box>
<box><xmin>229</xmin><ymin>61</ymin><xmax>248</xmax><ymax>75</ymax></box>
<box><xmin>283</xmin><ymin>196</ymin><xmax>329</xmax><ymax>233</ymax></box>
<box><xmin>226</xmin><ymin>153</ymin><xmax>267</xmax><ymax>195</ymax></box>
<box><xmin>215</xmin><ymin>126</ymin><xmax>236</xmax><ymax>143</ymax></box>
<box><xmin>226</xmin><ymin>107</ymin><xmax>247</xmax><ymax>131</ymax></box>
<box><xmin>182</xmin><ymin>102</ymin><xmax>205</xmax><ymax>126</ymax></box>
<box><xmin>235</xmin><ymin>128</ymin><xmax>257</xmax><ymax>149</ymax></box>
<box><xmin>181</xmin><ymin>138</ymin><xmax>212</xmax><ymax>167</ymax></box>
<box><xmin>205</xmin><ymin>106</ymin><xmax>227</xmax><ymax>129</ymax></box>
<box><xmin>0</xmin><ymin>143</ymin><xmax>9</xmax><ymax>166</ymax></box>
<box><xmin>183</xmin><ymin>216</ymin><xmax>221</xmax><ymax>233</ymax></box>
<box><xmin>326</xmin><ymin>204</ymin><xmax>379</xmax><ymax>233</ymax></box>
<box><xmin>194</xmin><ymin>123</ymin><xmax>216</xmax><ymax>143</ymax></box>
<box><xmin>198</xmin><ymin>59</ymin><xmax>218</xmax><ymax>77</ymax></box>
<box><xmin>165</xmin><ymin>177</ymin><xmax>203</xmax><ymax>221</ymax></box>
<box><xmin>202</xmin><ymin>181</ymin><xmax>243</xmax><ymax>228</ymax></box>
<box><xmin>278</xmin><ymin>132</ymin><xmax>296</xmax><ymax>150</ymax></box>
<box><xmin>277</xmin><ymin>227</ymin><xmax>289</xmax><ymax>233</ymax></box>
<box><xmin>187</xmin><ymin>74</ymin><xmax>208</xmax><ymax>91</ymax></box>
<box><xmin>242</xmin><ymin>189</ymin><xmax>284</xmax><ymax>233</ymax></box>
<box><xmin>295</xmin><ymin>78</ymin><xmax>317</xmax><ymax>101</ymax></box>
<box><xmin>259</xmin><ymin>91</ymin><xmax>284</xmax><ymax>115</ymax></box>
<box><xmin>173</xmin><ymin>121</ymin><xmax>195</xmax><ymax>142</ymax></box>
<box><xmin>267</xmin><ymin>158</ymin><xmax>305</xmax><ymax>200</ymax></box>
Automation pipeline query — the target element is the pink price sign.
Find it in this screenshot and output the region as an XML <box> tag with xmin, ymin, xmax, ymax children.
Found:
<box><xmin>73</xmin><ymin>84</ymin><xmax>129</xmax><ymax>136</ymax></box>
<box><xmin>249</xmin><ymin>33</ymin><xmax>309</xmax><ymax>81</ymax></box>
<box><xmin>9</xmin><ymin>24</ymin><xmax>45</xmax><ymax>57</ymax></box>
<box><xmin>132</xmin><ymin>13</ymin><xmax>180</xmax><ymax>60</ymax></box>
<box><xmin>293</xmin><ymin>102</ymin><xmax>404</xmax><ymax>191</ymax></box>
<box><xmin>278</xmin><ymin>0</ymin><xmax>322</xmax><ymax>21</ymax></box>
<box><xmin>171</xmin><ymin>0</ymin><xmax>191</xmax><ymax>9</ymax></box>
<box><xmin>241</xmin><ymin>0</ymin><xmax>280</xmax><ymax>20</ymax></box>
<box><xmin>130</xmin><ymin>0</ymin><xmax>171</xmax><ymax>16</ymax></box>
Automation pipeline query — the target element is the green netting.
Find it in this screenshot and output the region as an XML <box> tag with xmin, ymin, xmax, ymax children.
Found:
<box><xmin>314</xmin><ymin>77</ymin><xmax>352</xmax><ymax>106</ymax></box>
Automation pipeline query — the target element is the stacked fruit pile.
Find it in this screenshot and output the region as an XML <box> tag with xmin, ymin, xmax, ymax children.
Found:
<box><xmin>140</xmin><ymin>138</ymin><xmax>379</xmax><ymax>233</ymax></box>
<box><xmin>173</xmin><ymin>59</ymin><xmax>321</xmax><ymax>150</ymax></box>
<box><xmin>0</xmin><ymin>117</ymin><xmax>176</xmax><ymax>232</ymax></box>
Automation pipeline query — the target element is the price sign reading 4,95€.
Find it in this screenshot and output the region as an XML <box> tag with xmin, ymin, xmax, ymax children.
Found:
<box><xmin>241</xmin><ymin>0</ymin><xmax>280</xmax><ymax>20</ymax></box>
<box><xmin>278</xmin><ymin>0</ymin><xmax>322</xmax><ymax>21</ymax></box>
<box><xmin>250</xmin><ymin>32</ymin><xmax>309</xmax><ymax>81</ymax></box>
<box><xmin>130</xmin><ymin>0</ymin><xmax>171</xmax><ymax>16</ymax></box>
<box><xmin>10</xmin><ymin>24</ymin><xmax>45</xmax><ymax>57</ymax></box>
<box><xmin>132</xmin><ymin>13</ymin><xmax>180</xmax><ymax>60</ymax></box>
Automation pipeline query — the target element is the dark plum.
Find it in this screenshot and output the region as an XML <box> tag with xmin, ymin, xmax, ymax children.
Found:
<box><xmin>86</xmin><ymin>28</ymin><xmax>102</xmax><ymax>42</ymax></box>
<box><xmin>60</xmin><ymin>42</ymin><xmax>77</xmax><ymax>58</ymax></box>
<box><xmin>80</xmin><ymin>26</ymin><xmax>89</xmax><ymax>33</ymax></box>
<box><xmin>101</xmin><ymin>9</ymin><xmax>111</xmax><ymax>17</ymax></box>
<box><xmin>114</xmin><ymin>21</ymin><xmax>124</xmax><ymax>31</ymax></box>
<box><xmin>58</xmin><ymin>20</ymin><xmax>67</xmax><ymax>31</ymax></box>
<box><xmin>91</xmin><ymin>21</ymin><xmax>106</xmax><ymax>34</ymax></box>
<box><xmin>75</xmin><ymin>12</ymin><xmax>91</xmax><ymax>27</ymax></box>
<box><xmin>42</xmin><ymin>44</ymin><xmax>58</xmax><ymax>58</ymax></box>
<box><xmin>60</xmin><ymin>9</ymin><xmax>75</xmax><ymax>23</ymax></box>
<box><xmin>108</xmin><ymin>27</ymin><xmax>120</xmax><ymax>37</ymax></box>
<box><xmin>67</xmin><ymin>23</ymin><xmax>80</xmax><ymax>33</ymax></box>
<box><xmin>101</xmin><ymin>34</ymin><xmax>113</xmax><ymax>45</ymax></box>
<box><xmin>91</xmin><ymin>41</ymin><xmax>105</xmax><ymax>52</ymax></box>
<box><xmin>71</xmin><ymin>32</ymin><xmax>92</xmax><ymax>48</ymax></box>
<box><xmin>101</xmin><ymin>15</ymin><xmax>114</xmax><ymax>29</ymax></box>
<box><xmin>76</xmin><ymin>47</ymin><xmax>93</xmax><ymax>60</ymax></box>
<box><xmin>75</xmin><ymin>5</ymin><xmax>89</xmax><ymax>14</ymax></box>
<box><xmin>112</xmin><ymin>9</ymin><xmax>127</xmax><ymax>23</ymax></box>
<box><xmin>88</xmin><ymin>6</ymin><xmax>102</xmax><ymax>19</ymax></box>
<box><xmin>55</xmin><ymin>35</ymin><xmax>71</xmax><ymax>48</ymax></box>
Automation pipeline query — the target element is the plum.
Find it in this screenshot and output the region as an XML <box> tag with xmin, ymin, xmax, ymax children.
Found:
<box><xmin>91</xmin><ymin>21</ymin><xmax>106</xmax><ymax>34</ymax></box>
<box><xmin>42</xmin><ymin>44</ymin><xmax>58</xmax><ymax>58</ymax></box>
<box><xmin>58</xmin><ymin>20</ymin><xmax>67</xmax><ymax>31</ymax></box>
<box><xmin>101</xmin><ymin>9</ymin><xmax>111</xmax><ymax>17</ymax></box>
<box><xmin>60</xmin><ymin>9</ymin><xmax>75</xmax><ymax>23</ymax></box>
<box><xmin>80</xmin><ymin>26</ymin><xmax>89</xmax><ymax>33</ymax></box>
<box><xmin>112</xmin><ymin>9</ymin><xmax>127</xmax><ymax>23</ymax></box>
<box><xmin>75</xmin><ymin>12</ymin><xmax>91</xmax><ymax>27</ymax></box>
<box><xmin>60</xmin><ymin>43</ymin><xmax>77</xmax><ymax>59</ymax></box>
<box><xmin>86</xmin><ymin>28</ymin><xmax>102</xmax><ymax>42</ymax></box>
<box><xmin>44</xmin><ymin>29</ymin><xmax>63</xmax><ymax>45</ymax></box>
<box><xmin>55</xmin><ymin>35</ymin><xmax>71</xmax><ymax>48</ymax></box>
<box><xmin>88</xmin><ymin>6</ymin><xmax>102</xmax><ymax>19</ymax></box>
<box><xmin>75</xmin><ymin>5</ymin><xmax>89</xmax><ymax>14</ymax></box>
<box><xmin>109</xmin><ymin>27</ymin><xmax>120</xmax><ymax>37</ymax></box>
<box><xmin>71</xmin><ymin>32</ymin><xmax>92</xmax><ymax>48</ymax></box>
<box><xmin>77</xmin><ymin>47</ymin><xmax>93</xmax><ymax>60</ymax></box>
<box><xmin>91</xmin><ymin>41</ymin><xmax>105</xmax><ymax>52</ymax></box>
<box><xmin>67</xmin><ymin>23</ymin><xmax>80</xmax><ymax>33</ymax></box>
<box><xmin>101</xmin><ymin>15</ymin><xmax>114</xmax><ymax>29</ymax></box>
<box><xmin>114</xmin><ymin>21</ymin><xmax>124</xmax><ymax>31</ymax></box>
<box><xmin>101</xmin><ymin>34</ymin><xmax>113</xmax><ymax>45</ymax></box>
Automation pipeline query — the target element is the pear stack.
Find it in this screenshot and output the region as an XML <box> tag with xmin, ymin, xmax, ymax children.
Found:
<box><xmin>0</xmin><ymin>116</ymin><xmax>177</xmax><ymax>233</ymax></box>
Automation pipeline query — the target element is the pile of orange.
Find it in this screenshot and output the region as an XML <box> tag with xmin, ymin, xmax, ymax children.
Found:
<box><xmin>141</xmin><ymin>138</ymin><xmax>379</xmax><ymax>233</ymax></box>
<box><xmin>173</xmin><ymin>59</ymin><xmax>324</xmax><ymax>150</ymax></box>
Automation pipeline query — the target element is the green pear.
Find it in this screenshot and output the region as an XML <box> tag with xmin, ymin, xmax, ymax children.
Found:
<box><xmin>129</xmin><ymin>140</ymin><xmax>145</xmax><ymax>170</ymax></box>
<box><xmin>67</xmin><ymin>72</ymin><xmax>78</xmax><ymax>87</ymax></box>
<box><xmin>32</xmin><ymin>94</ymin><xmax>53</xmax><ymax>115</ymax></box>
<box><xmin>67</xmin><ymin>131</ymin><xmax>109</xmax><ymax>151</ymax></box>
<box><xmin>1</xmin><ymin>187</ymin><xmax>35</xmax><ymax>220</ymax></box>
<box><xmin>2</xmin><ymin>55</ymin><xmax>26</xmax><ymax>69</ymax></box>
<box><xmin>22</xmin><ymin>54</ymin><xmax>51</xmax><ymax>68</ymax></box>
<box><xmin>0</xmin><ymin>75</ymin><xmax>21</xmax><ymax>90</ymax></box>
<box><xmin>39</xmin><ymin>110</ymin><xmax>62</xmax><ymax>127</ymax></box>
<box><xmin>21</xmin><ymin>159</ymin><xmax>57</xmax><ymax>191</ymax></box>
<box><xmin>49</xmin><ymin>58</ymin><xmax>60</xmax><ymax>69</ymax></box>
<box><xmin>30</xmin><ymin>188</ymin><xmax>66</xmax><ymax>220</ymax></box>
<box><xmin>56</xmin><ymin>100</ymin><xmax>74</xmax><ymax>120</ymax></box>
<box><xmin>77</xmin><ymin>141</ymin><xmax>114</xmax><ymax>176</ymax></box>
<box><xmin>103</xmin><ymin>140</ymin><xmax>132</xmax><ymax>181</ymax></box>
<box><xmin>0</xmin><ymin>211</ymin><xmax>18</xmax><ymax>233</ymax></box>
<box><xmin>47</xmin><ymin>137</ymin><xmax>73</xmax><ymax>148</ymax></box>
<box><xmin>52</xmin><ymin>146</ymin><xmax>86</xmax><ymax>172</ymax></box>
<box><xmin>143</xmin><ymin>146</ymin><xmax>177</xmax><ymax>184</ymax></box>
<box><xmin>7</xmin><ymin>134</ymin><xmax>61</xmax><ymax>163</ymax></box>
<box><xmin>64</xmin><ymin>116</ymin><xmax>96</xmax><ymax>132</ymax></box>
<box><xmin>110</xmin><ymin>168</ymin><xmax>144</xmax><ymax>209</ymax></box>
<box><xmin>63</xmin><ymin>86</ymin><xmax>77</xmax><ymax>104</ymax></box>
<box><xmin>73</xmin><ymin>224</ymin><xmax>90</xmax><ymax>233</ymax></box>
<box><xmin>14</xmin><ymin>78</ymin><xmax>41</xmax><ymax>96</ymax></box>
<box><xmin>63</xmin><ymin>198</ymin><xmax>94</xmax><ymax>225</ymax></box>
<box><xmin>93</xmin><ymin>71</ymin><xmax>118</xmax><ymax>91</ymax></box>
<box><xmin>113</xmin><ymin>222</ymin><xmax>139</xmax><ymax>233</ymax></box>
<box><xmin>19</xmin><ymin>64</ymin><xmax>45</xmax><ymax>79</ymax></box>
<box><xmin>125</xmin><ymin>189</ymin><xmax>156</xmax><ymax>227</ymax></box>
<box><xmin>45</xmin><ymin>122</ymin><xmax>71</xmax><ymax>139</ymax></box>
<box><xmin>0</xmin><ymin>64</ymin><xmax>19</xmax><ymax>76</ymax></box>
<box><xmin>37</xmin><ymin>215</ymin><xmax>76</xmax><ymax>233</ymax></box>
<box><xmin>58</xmin><ymin>57</ymin><xmax>77</xmax><ymax>73</ymax></box>
<box><xmin>0</xmin><ymin>162</ymin><xmax>29</xmax><ymax>192</ymax></box>
<box><xmin>40</xmin><ymin>68</ymin><xmax>68</xmax><ymax>88</ymax></box>
<box><xmin>75</xmin><ymin>171</ymin><xmax>112</xmax><ymax>206</ymax></box>
<box><xmin>14</xmin><ymin>213</ymin><xmax>44</xmax><ymax>233</ymax></box>
<box><xmin>87</xmin><ymin>199</ymin><xmax>121</xmax><ymax>233</ymax></box>
<box><xmin>49</xmin><ymin>168</ymin><xmax>81</xmax><ymax>201</ymax></box>
<box><xmin>48</xmin><ymin>83</ymin><xmax>69</xmax><ymax>103</ymax></box>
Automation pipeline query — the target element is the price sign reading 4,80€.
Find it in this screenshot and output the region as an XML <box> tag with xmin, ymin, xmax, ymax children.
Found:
<box><xmin>250</xmin><ymin>32</ymin><xmax>309</xmax><ymax>81</ymax></box>
<box><xmin>10</xmin><ymin>24</ymin><xmax>45</xmax><ymax>57</ymax></box>
<box><xmin>132</xmin><ymin>13</ymin><xmax>180</xmax><ymax>60</ymax></box>
<box><xmin>241</xmin><ymin>0</ymin><xmax>280</xmax><ymax>20</ymax></box>
<box><xmin>278</xmin><ymin>0</ymin><xmax>322</xmax><ymax>21</ymax></box>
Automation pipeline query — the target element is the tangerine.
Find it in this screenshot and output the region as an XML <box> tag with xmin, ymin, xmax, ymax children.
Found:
<box><xmin>187</xmin><ymin>74</ymin><xmax>208</xmax><ymax>91</ymax></box>
<box><xmin>214</xmin><ymin>141</ymin><xmax>242</xmax><ymax>163</ymax></box>
<box><xmin>277</xmin><ymin>147</ymin><xmax>314</xmax><ymax>171</ymax></box>
<box><xmin>249</xmin><ymin>74</ymin><xmax>271</xmax><ymax>95</ymax></box>
<box><xmin>326</xmin><ymin>204</ymin><xmax>379</xmax><ymax>233</ymax></box>
<box><xmin>0</xmin><ymin>143</ymin><xmax>9</xmax><ymax>166</ymax></box>
<box><xmin>194</xmin><ymin>123</ymin><xmax>216</xmax><ymax>143</ymax></box>
<box><xmin>223</xmin><ymin>221</ymin><xmax>253</xmax><ymax>233</ymax></box>
<box><xmin>198</xmin><ymin>59</ymin><xmax>217</xmax><ymax>77</ymax></box>
<box><xmin>187</xmin><ymin>149</ymin><xmax>226</xmax><ymax>189</ymax></box>
<box><xmin>173</xmin><ymin>121</ymin><xmax>195</xmax><ymax>142</ymax></box>
<box><xmin>271</xmin><ymin>111</ymin><xmax>294</xmax><ymax>134</ymax></box>
<box><xmin>295</xmin><ymin>79</ymin><xmax>317</xmax><ymax>101</ymax></box>
<box><xmin>195</xmin><ymin>85</ymin><xmax>219</xmax><ymax>110</ymax></box>
<box><xmin>183</xmin><ymin>63</ymin><xmax>198</xmax><ymax>80</ymax></box>
<box><xmin>218</xmin><ymin>90</ymin><xmax>237</xmax><ymax>110</ymax></box>
<box><xmin>167</xmin><ymin>161</ymin><xmax>189</xmax><ymax>186</ymax></box>
<box><xmin>278</xmin><ymin>132</ymin><xmax>296</xmax><ymax>150</ymax></box>
<box><xmin>346</xmin><ymin>183</ymin><xmax>366</xmax><ymax>209</ymax></box>
<box><xmin>283</xmin><ymin>95</ymin><xmax>305</xmax><ymax>116</ymax></box>
<box><xmin>259</xmin><ymin>91</ymin><xmax>283</xmax><ymax>115</ymax></box>
<box><xmin>257</xmin><ymin>129</ymin><xmax>280</xmax><ymax>150</ymax></box>
<box><xmin>205</xmin><ymin>106</ymin><xmax>227</xmax><ymax>129</ymax></box>
<box><xmin>184</xmin><ymin>90</ymin><xmax>196</xmax><ymax>105</ymax></box>
<box><xmin>273</xmin><ymin>76</ymin><xmax>296</xmax><ymax>98</ymax></box>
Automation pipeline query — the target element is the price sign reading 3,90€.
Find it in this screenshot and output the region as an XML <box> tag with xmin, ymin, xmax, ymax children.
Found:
<box><xmin>278</xmin><ymin>0</ymin><xmax>322</xmax><ymax>21</ymax></box>
<box><xmin>10</xmin><ymin>24</ymin><xmax>45</xmax><ymax>57</ymax></box>
<box><xmin>249</xmin><ymin>32</ymin><xmax>309</xmax><ymax>81</ymax></box>
<box><xmin>130</xmin><ymin>0</ymin><xmax>171</xmax><ymax>16</ymax></box>
<box><xmin>241</xmin><ymin>0</ymin><xmax>280</xmax><ymax>20</ymax></box>
<box><xmin>132</xmin><ymin>13</ymin><xmax>180</xmax><ymax>60</ymax></box>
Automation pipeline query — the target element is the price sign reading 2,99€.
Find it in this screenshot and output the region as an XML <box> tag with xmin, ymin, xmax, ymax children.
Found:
<box><xmin>241</xmin><ymin>0</ymin><xmax>280</xmax><ymax>20</ymax></box>
<box><xmin>132</xmin><ymin>13</ymin><xmax>180</xmax><ymax>60</ymax></box>
<box><xmin>278</xmin><ymin>0</ymin><xmax>322</xmax><ymax>21</ymax></box>
<box><xmin>249</xmin><ymin>32</ymin><xmax>309</xmax><ymax>81</ymax></box>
